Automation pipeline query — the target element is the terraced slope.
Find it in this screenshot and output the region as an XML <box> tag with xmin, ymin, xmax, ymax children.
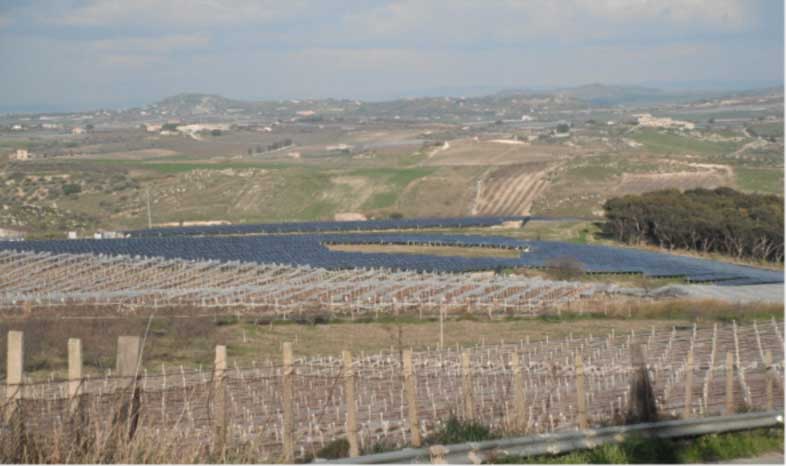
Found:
<box><xmin>473</xmin><ymin>164</ymin><xmax>551</xmax><ymax>216</ymax></box>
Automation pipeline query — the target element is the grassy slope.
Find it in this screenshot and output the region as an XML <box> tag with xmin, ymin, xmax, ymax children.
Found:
<box><xmin>736</xmin><ymin>166</ymin><xmax>784</xmax><ymax>194</ymax></box>
<box><xmin>3</xmin><ymin>300</ymin><xmax>782</xmax><ymax>380</ymax></box>
<box><xmin>353</xmin><ymin>167</ymin><xmax>436</xmax><ymax>209</ymax></box>
<box><xmin>631</xmin><ymin>128</ymin><xmax>740</xmax><ymax>156</ymax></box>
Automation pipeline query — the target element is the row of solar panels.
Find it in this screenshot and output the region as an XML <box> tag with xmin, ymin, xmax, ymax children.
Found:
<box><xmin>124</xmin><ymin>216</ymin><xmax>531</xmax><ymax>237</ymax></box>
<box><xmin>0</xmin><ymin>233</ymin><xmax>782</xmax><ymax>286</ymax></box>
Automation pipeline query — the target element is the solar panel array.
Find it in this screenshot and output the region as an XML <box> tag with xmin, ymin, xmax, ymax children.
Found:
<box><xmin>0</xmin><ymin>233</ymin><xmax>781</xmax><ymax>285</ymax></box>
<box><xmin>124</xmin><ymin>216</ymin><xmax>531</xmax><ymax>237</ymax></box>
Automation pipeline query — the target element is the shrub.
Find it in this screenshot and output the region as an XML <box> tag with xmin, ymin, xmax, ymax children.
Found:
<box><xmin>543</xmin><ymin>256</ymin><xmax>585</xmax><ymax>280</ymax></box>
<box><xmin>312</xmin><ymin>438</ymin><xmax>349</xmax><ymax>460</ymax></box>
<box><xmin>62</xmin><ymin>183</ymin><xmax>82</xmax><ymax>196</ymax></box>
<box><xmin>425</xmin><ymin>416</ymin><xmax>497</xmax><ymax>445</ymax></box>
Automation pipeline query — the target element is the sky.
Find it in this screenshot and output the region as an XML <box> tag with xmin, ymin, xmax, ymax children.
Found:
<box><xmin>0</xmin><ymin>0</ymin><xmax>783</xmax><ymax>112</ymax></box>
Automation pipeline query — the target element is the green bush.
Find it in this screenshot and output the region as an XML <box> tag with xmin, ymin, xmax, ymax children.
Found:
<box><xmin>425</xmin><ymin>416</ymin><xmax>497</xmax><ymax>445</ymax></box>
<box><xmin>62</xmin><ymin>183</ymin><xmax>82</xmax><ymax>196</ymax></box>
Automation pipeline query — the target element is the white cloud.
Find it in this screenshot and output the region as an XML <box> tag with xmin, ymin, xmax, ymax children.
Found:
<box><xmin>343</xmin><ymin>0</ymin><xmax>757</xmax><ymax>44</ymax></box>
<box><xmin>56</xmin><ymin>0</ymin><xmax>312</xmax><ymax>28</ymax></box>
<box><xmin>92</xmin><ymin>34</ymin><xmax>210</xmax><ymax>54</ymax></box>
<box><xmin>576</xmin><ymin>0</ymin><xmax>751</xmax><ymax>28</ymax></box>
<box><xmin>0</xmin><ymin>0</ymin><xmax>779</xmax><ymax>109</ymax></box>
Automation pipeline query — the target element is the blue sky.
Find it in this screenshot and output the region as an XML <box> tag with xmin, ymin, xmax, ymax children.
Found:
<box><xmin>0</xmin><ymin>0</ymin><xmax>783</xmax><ymax>112</ymax></box>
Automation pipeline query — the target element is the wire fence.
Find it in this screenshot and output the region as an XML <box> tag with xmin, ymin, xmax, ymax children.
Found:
<box><xmin>2</xmin><ymin>320</ymin><xmax>783</xmax><ymax>462</ymax></box>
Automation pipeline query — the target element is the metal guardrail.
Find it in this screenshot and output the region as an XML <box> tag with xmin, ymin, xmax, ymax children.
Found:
<box><xmin>319</xmin><ymin>411</ymin><xmax>784</xmax><ymax>464</ymax></box>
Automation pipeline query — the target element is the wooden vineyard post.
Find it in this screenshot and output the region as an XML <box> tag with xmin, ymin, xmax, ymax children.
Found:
<box><xmin>439</xmin><ymin>305</ymin><xmax>445</xmax><ymax>350</ymax></box>
<box><xmin>575</xmin><ymin>353</ymin><xmax>588</xmax><ymax>430</ymax></box>
<box><xmin>213</xmin><ymin>345</ymin><xmax>227</xmax><ymax>454</ymax></box>
<box><xmin>5</xmin><ymin>331</ymin><xmax>23</xmax><ymax>422</ymax></box>
<box><xmin>510</xmin><ymin>352</ymin><xmax>527</xmax><ymax>432</ymax></box>
<box><xmin>725</xmin><ymin>352</ymin><xmax>735</xmax><ymax>415</ymax></box>
<box><xmin>342</xmin><ymin>350</ymin><xmax>360</xmax><ymax>457</ymax></box>
<box><xmin>68</xmin><ymin>338</ymin><xmax>83</xmax><ymax>414</ymax></box>
<box><xmin>765</xmin><ymin>351</ymin><xmax>773</xmax><ymax>411</ymax></box>
<box><xmin>116</xmin><ymin>336</ymin><xmax>142</xmax><ymax>439</ymax></box>
<box><xmin>282</xmin><ymin>342</ymin><xmax>295</xmax><ymax>464</ymax></box>
<box><xmin>461</xmin><ymin>352</ymin><xmax>475</xmax><ymax>421</ymax></box>
<box><xmin>682</xmin><ymin>347</ymin><xmax>694</xmax><ymax>419</ymax></box>
<box><xmin>116</xmin><ymin>336</ymin><xmax>141</xmax><ymax>377</ymax></box>
<box><xmin>403</xmin><ymin>349</ymin><xmax>422</xmax><ymax>447</ymax></box>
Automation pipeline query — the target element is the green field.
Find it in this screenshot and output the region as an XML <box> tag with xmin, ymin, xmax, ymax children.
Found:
<box><xmin>736</xmin><ymin>166</ymin><xmax>784</xmax><ymax>194</ymax></box>
<box><xmin>354</xmin><ymin>167</ymin><xmax>435</xmax><ymax>209</ymax></box>
<box><xmin>631</xmin><ymin>129</ymin><xmax>740</xmax><ymax>157</ymax></box>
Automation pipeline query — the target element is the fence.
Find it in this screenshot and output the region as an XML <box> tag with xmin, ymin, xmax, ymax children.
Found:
<box><xmin>2</xmin><ymin>320</ymin><xmax>784</xmax><ymax>462</ymax></box>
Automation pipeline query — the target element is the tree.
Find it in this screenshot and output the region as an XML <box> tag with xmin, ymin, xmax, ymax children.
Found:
<box><xmin>601</xmin><ymin>188</ymin><xmax>784</xmax><ymax>262</ymax></box>
<box><xmin>62</xmin><ymin>183</ymin><xmax>81</xmax><ymax>196</ymax></box>
<box><xmin>556</xmin><ymin>123</ymin><xmax>570</xmax><ymax>134</ymax></box>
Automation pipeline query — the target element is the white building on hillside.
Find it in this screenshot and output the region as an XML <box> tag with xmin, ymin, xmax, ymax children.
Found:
<box><xmin>634</xmin><ymin>113</ymin><xmax>695</xmax><ymax>130</ymax></box>
<box><xmin>10</xmin><ymin>149</ymin><xmax>29</xmax><ymax>161</ymax></box>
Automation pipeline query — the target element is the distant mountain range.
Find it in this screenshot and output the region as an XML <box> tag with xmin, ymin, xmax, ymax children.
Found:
<box><xmin>140</xmin><ymin>84</ymin><xmax>783</xmax><ymax>120</ymax></box>
<box><xmin>3</xmin><ymin>83</ymin><xmax>782</xmax><ymax>118</ymax></box>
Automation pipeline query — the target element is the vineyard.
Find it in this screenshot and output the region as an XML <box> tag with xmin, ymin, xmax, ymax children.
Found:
<box><xmin>0</xmin><ymin>250</ymin><xmax>616</xmax><ymax>314</ymax></box>
<box><xmin>3</xmin><ymin>321</ymin><xmax>783</xmax><ymax>462</ymax></box>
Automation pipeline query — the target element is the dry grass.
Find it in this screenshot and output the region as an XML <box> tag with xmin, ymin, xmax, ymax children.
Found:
<box><xmin>1</xmin><ymin>401</ymin><xmax>270</xmax><ymax>463</ymax></box>
<box><xmin>325</xmin><ymin>242</ymin><xmax>522</xmax><ymax>258</ymax></box>
<box><xmin>2</xmin><ymin>298</ymin><xmax>781</xmax><ymax>381</ymax></box>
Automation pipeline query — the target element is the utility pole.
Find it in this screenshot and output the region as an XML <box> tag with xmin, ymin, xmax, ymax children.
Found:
<box><xmin>145</xmin><ymin>188</ymin><xmax>152</xmax><ymax>229</ymax></box>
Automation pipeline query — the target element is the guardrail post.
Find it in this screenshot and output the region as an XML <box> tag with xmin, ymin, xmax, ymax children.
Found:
<box><xmin>116</xmin><ymin>336</ymin><xmax>142</xmax><ymax>439</ymax></box>
<box><xmin>342</xmin><ymin>350</ymin><xmax>360</xmax><ymax>457</ymax></box>
<box><xmin>725</xmin><ymin>352</ymin><xmax>735</xmax><ymax>415</ymax></box>
<box><xmin>68</xmin><ymin>338</ymin><xmax>82</xmax><ymax>414</ymax></box>
<box><xmin>282</xmin><ymin>342</ymin><xmax>295</xmax><ymax>463</ymax></box>
<box><xmin>682</xmin><ymin>346</ymin><xmax>694</xmax><ymax>419</ymax></box>
<box><xmin>575</xmin><ymin>353</ymin><xmax>588</xmax><ymax>429</ymax></box>
<box><xmin>403</xmin><ymin>349</ymin><xmax>422</xmax><ymax>447</ymax></box>
<box><xmin>5</xmin><ymin>331</ymin><xmax>23</xmax><ymax>422</ymax></box>
<box><xmin>510</xmin><ymin>352</ymin><xmax>527</xmax><ymax>432</ymax></box>
<box><xmin>765</xmin><ymin>351</ymin><xmax>773</xmax><ymax>411</ymax></box>
<box><xmin>213</xmin><ymin>345</ymin><xmax>227</xmax><ymax>455</ymax></box>
<box><xmin>461</xmin><ymin>351</ymin><xmax>475</xmax><ymax>421</ymax></box>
